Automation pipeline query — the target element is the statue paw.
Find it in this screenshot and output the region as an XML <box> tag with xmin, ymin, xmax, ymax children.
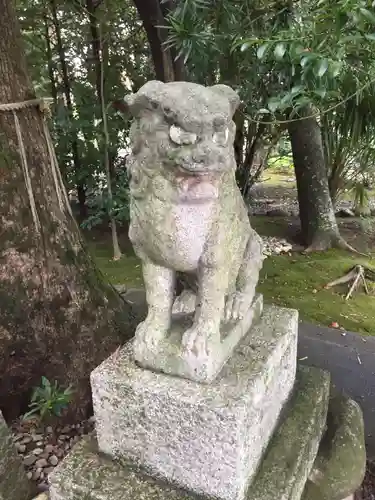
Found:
<box><xmin>134</xmin><ymin>317</ymin><xmax>167</xmax><ymax>353</ymax></box>
<box><xmin>224</xmin><ymin>292</ymin><xmax>251</xmax><ymax>322</ymax></box>
<box><xmin>181</xmin><ymin>324</ymin><xmax>217</xmax><ymax>358</ymax></box>
<box><xmin>172</xmin><ymin>290</ymin><xmax>196</xmax><ymax>314</ymax></box>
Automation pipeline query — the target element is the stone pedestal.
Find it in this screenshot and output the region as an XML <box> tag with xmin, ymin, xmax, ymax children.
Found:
<box><xmin>90</xmin><ymin>304</ymin><xmax>298</xmax><ymax>500</ymax></box>
<box><xmin>49</xmin><ymin>365</ymin><xmax>363</xmax><ymax>500</ymax></box>
<box><xmin>0</xmin><ymin>411</ymin><xmax>35</xmax><ymax>500</ymax></box>
<box><xmin>49</xmin><ymin>307</ymin><xmax>366</xmax><ymax>500</ymax></box>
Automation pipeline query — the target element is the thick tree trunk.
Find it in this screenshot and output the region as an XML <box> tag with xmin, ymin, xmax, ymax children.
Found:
<box><xmin>49</xmin><ymin>0</ymin><xmax>87</xmax><ymax>219</ymax></box>
<box><xmin>132</xmin><ymin>0</ymin><xmax>186</xmax><ymax>82</ymax></box>
<box><xmin>288</xmin><ymin>109</ymin><xmax>342</xmax><ymax>250</ymax></box>
<box><xmin>0</xmin><ymin>0</ymin><xmax>136</xmax><ymax>422</ymax></box>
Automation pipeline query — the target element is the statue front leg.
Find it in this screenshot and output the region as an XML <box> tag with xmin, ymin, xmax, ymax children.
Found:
<box><xmin>134</xmin><ymin>259</ymin><xmax>175</xmax><ymax>357</ymax></box>
<box><xmin>181</xmin><ymin>266</ymin><xmax>227</xmax><ymax>358</ymax></box>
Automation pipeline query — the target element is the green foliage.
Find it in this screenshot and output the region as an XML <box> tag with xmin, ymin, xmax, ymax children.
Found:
<box><xmin>322</xmin><ymin>72</ymin><xmax>375</xmax><ymax>201</ymax></box>
<box><xmin>352</xmin><ymin>182</ymin><xmax>372</xmax><ymax>216</ymax></box>
<box><xmin>17</xmin><ymin>0</ymin><xmax>151</xmax><ymax>228</ymax></box>
<box><xmin>16</xmin><ymin>0</ymin><xmax>375</xmax><ymax>220</ymax></box>
<box><xmin>23</xmin><ymin>376</ymin><xmax>73</xmax><ymax>421</ymax></box>
<box><xmin>81</xmin><ymin>168</ymin><xmax>131</xmax><ymax>229</ymax></box>
<box><xmin>267</xmin><ymin>155</ymin><xmax>294</xmax><ymax>176</ymax></box>
<box><xmin>164</xmin><ymin>0</ymin><xmax>375</xmax><ymax>202</ymax></box>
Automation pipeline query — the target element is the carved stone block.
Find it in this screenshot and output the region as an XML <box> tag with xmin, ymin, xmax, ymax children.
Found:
<box><xmin>91</xmin><ymin>305</ymin><xmax>298</xmax><ymax>500</ymax></box>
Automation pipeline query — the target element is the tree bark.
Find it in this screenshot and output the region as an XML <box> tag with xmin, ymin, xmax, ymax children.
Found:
<box><xmin>49</xmin><ymin>0</ymin><xmax>87</xmax><ymax>219</ymax></box>
<box><xmin>0</xmin><ymin>0</ymin><xmax>136</xmax><ymax>422</ymax></box>
<box><xmin>132</xmin><ymin>0</ymin><xmax>186</xmax><ymax>82</ymax></box>
<box><xmin>288</xmin><ymin>109</ymin><xmax>342</xmax><ymax>250</ymax></box>
<box><xmin>43</xmin><ymin>12</ymin><xmax>58</xmax><ymax>105</ymax></box>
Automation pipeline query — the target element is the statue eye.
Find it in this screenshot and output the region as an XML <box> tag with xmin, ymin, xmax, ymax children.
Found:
<box><xmin>212</xmin><ymin>128</ymin><xmax>229</xmax><ymax>146</ymax></box>
<box><xmin>169</xmin><ymin>125</ymin><xmax>197</xmax><ymax>145</ymax></box>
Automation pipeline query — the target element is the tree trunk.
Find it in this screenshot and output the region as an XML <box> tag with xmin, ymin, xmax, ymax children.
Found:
<box><xmin>0</xmin><ymin>0</ymin><xmax>136</xmax><ymax>422</ymax></box>
<box><xmin>132</xmin><ymin>0</ymin><xmax>186</xmax><ymax>82</ymax></box>
<box><xmin>86</xmin><ymin>0</ymin><xmax>122</xmax><ymax>260</ymax></box>
<box><xmin>235</xmin><ymin>122</ymin><xmax>270</xmax><ymax>199</ymax></box>
<box><xmin>288</xmin><ymin>109</ymin><xmax>342</xmax><ymax>250</ymax></box>
<box><xmin>86</xmin><ymin>0</ymin><xmax>102</xmax><ymax>100</ymax></box>
<box><xmin>233</xmin><ymin>110</ymin><xmax>244</xmax><ymax>168</ymax></box>
<box><xmin>43</xmin><ymin>12</ymin><xmax>58</xmax><ymax>105</ymax></box>
<box><xmin>49</xmin><ymin>0</ymin><xmax>87</xmax><ymax>219</ymax></box>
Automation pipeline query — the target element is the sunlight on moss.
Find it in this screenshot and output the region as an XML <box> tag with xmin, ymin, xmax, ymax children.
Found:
<box><xmin>259</xmin><ymin>250</ymin><xmax>375</xmax><ymax>335</ymax></box>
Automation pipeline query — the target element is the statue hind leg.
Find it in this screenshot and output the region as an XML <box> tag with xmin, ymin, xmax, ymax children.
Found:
<box><xmin>224</xmin><ymin>229</ymin><xmax>264</xmax><ymax>321</ymax></box>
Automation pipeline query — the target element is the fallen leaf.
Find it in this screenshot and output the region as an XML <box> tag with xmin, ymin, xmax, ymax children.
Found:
<box><xmin>330</xmin><ymin>321</ymin><xmax>339</xmax><ymax>328</ymax></box>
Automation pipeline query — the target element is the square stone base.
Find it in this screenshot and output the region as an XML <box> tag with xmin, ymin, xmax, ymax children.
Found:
<box><xmin>90</xmin><ymin>304</ymin><xmax>298</xmax><ymax>500</ymax></box>
<box><xmin>50</xmin><ymin>367</ymin><xmax>332</xmax><ymax>500</ymax></box>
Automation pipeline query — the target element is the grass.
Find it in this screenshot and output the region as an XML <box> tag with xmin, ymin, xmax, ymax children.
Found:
<box><xmin>82</xmin><ymin>158</ymin><xmax>375</xmax><ymax>337</ymax></box>
<box><xmin>258</xmin><ymin>251</ymin><xmax>375</xmax><ymax>335</ymax></box>
<box><xmin>87</xmin><ymin>240</ymin><xmax>143</xmax><ymax>288</ymax></box>
<box><xmin>260</xmin><ymin>171</ymin><xmax>296</xmax><ymax>188</ymax></box>
<box><xmin>86</xmin><ymin>229</ymin><xmax>375</xmax><ymax>335</ymax></box>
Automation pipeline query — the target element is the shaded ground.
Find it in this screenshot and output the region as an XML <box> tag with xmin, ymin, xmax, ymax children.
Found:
<box><xmin>251</xmin><ymin>212</ymin><xmax>375</xmax><ymax>254</ymax></box>
<box><xmin>359</xmin><ymin>461</ymin><xmax>375</xmax><ymax>500</ymax></box>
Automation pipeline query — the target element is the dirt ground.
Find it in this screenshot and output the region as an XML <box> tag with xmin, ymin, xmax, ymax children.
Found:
<box><xmin>357</xmin><ymin>462</ymin><xmax>375</xmax><ymax>499</ymax></box>
<box><xmin>249</xmin><ymin>181</ymin><xmax>375</xmax><ymax>253</ymax></box>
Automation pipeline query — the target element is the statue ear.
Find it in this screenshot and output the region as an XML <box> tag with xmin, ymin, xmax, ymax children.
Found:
<box><xmin>124</xmin><ymin>80</ymin><xmax>165</xmax><ymax>118</ymax></box>
<box><xmin>210</xmin><ymin>84</ymin><xmax>240</xmax><ymax>116</ymax></box>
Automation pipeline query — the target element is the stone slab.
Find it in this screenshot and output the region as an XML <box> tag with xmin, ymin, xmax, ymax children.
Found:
<box><xmin>49</xmin><ymin>437</ymin><xmax>196</xmax><ymax>500</ymax></box>
<box><xmin>134</xmin><ymin>294</ymin><xmax>263</xmax><ymax>383</ymax></box>
<box><xmin>248</xmin><ymin>365</ymin><xmax>330</xmax><ymax>500</ymax></box>
<box><xmin>0</xmin><ymin>411</ymin><xmax>35</xmax><ymax>500</ymax></box>
<box><xmin>50</xmin><ymin>366</ymin><xmax>331</xmax><ymax>500</ymax></box>
<box><xmin>91</xmin><ymin>304</ymin><xmax>298</xmax><ymax>500</ymax></box>
<box><xmin>302</xmin><ymin>391</ymin><xmax>366</xmax><ymax>500</ymax></box>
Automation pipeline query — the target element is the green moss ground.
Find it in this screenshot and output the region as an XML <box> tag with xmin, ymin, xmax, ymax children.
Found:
<box><xmin>87</xmin><ymin>241</ymin><xmax>143</xmax><ymax>289</ymax></box>
<box><xmin>258</xmin><ymin>251</ymin><xmax>375</xmax><ymax>334</ymax></box>
<box><xmin>86</xmin><ymin>226</ymin><xmax>375</xmax><ymax>335</ymax></box>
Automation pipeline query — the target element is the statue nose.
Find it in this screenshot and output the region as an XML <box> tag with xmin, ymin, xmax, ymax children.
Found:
<box><xmin>192</xmin><ymin>145</ymin><xmax>211</xmax><ymax>163</ymax></box>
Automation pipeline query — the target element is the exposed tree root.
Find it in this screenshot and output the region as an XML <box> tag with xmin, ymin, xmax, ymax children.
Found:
<box><xmin>302</xmin><ymin>236</ymin><xmax>369</xmax><ymax>258</ymax></box>
<box><xmin>336</xmin><ymin>238</ymin><xmax>370</xmax><ymax>258</ymax></box>
<box><xmin>323</xmin><ymin>264</ymin><xmax>375</xmax><ymax>300</ymax></box>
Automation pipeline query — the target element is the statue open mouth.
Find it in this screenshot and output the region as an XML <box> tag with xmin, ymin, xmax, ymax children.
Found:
<box><xmin>175</xmin><ymin>167</ymin><xmax>220</xmax><ymax>201</ymax></box>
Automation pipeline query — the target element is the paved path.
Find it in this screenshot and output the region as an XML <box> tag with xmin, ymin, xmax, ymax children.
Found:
<box><xmin>299</xmin><ymin>322</ymin><xmax>375</xmax><ymax>458</ymax></box>
<box><xmin>124</xmin><ymin>289</ymin><xmax>375</xmax><ymax>457</ymax></box>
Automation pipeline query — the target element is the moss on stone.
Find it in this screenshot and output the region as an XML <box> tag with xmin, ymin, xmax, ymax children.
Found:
<box><xmin>302</xmin><ymin>391</ymin><xmax>366</xmax><ymax>500</ymax></box>
<box><xmin>247</xmin><ymin>365</ymin><xmax>330</xmax><ymax>500</ymax></box>
<box><xmin>49</xmin><ymin>366</ymin><xmax>336</xmax><ymax>500</ymax></box>
<box><xmin>49</xmin><ymin>437</ymin><xmax>198</xmax><ymax>500</ymax></box>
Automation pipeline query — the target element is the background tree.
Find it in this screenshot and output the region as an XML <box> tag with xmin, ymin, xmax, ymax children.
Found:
<box><xmin>132</xmin><ymin>0</ymin><xmax>186</xmax><ymax>81</ymax></box>
<box><xmin>163</xmin><ymin>0</ymin><xmax>375</xmax><ymax>250</ymax></box>
<box><xmin>0</xmin><ymin>0</ymin><xmax>135</xmax><ymax>421</ymax></box>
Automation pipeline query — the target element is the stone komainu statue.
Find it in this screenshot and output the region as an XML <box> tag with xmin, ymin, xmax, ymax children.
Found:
<box><xmin>125</xmin><ymin>80</ymin><xmax>264</xmax><ymax>360</ymax></box>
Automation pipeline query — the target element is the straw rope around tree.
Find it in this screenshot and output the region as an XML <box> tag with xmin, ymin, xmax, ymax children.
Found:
<box><xmin>0</xmin><ymin>97</ymin><xmax>73</xmax><ymax>234</ymax></box>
